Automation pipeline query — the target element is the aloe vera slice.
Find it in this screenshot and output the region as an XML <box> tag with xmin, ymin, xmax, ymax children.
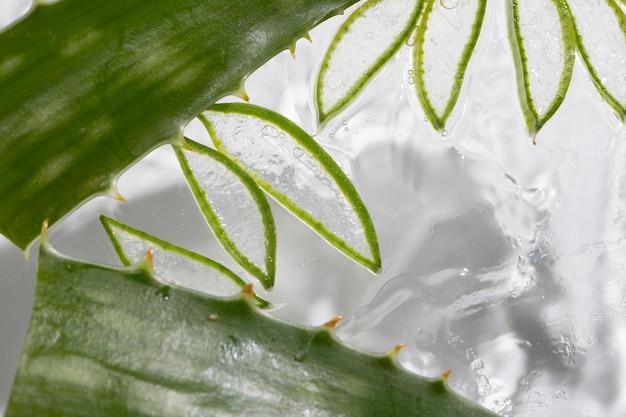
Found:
<box><xmin>567</xmin><ymin>0</ymin><xmax>626</xmax><ymax>119</ymax></box>
<box><xmin>201</xmin><ymin>103</ymin><xmax>381</xmax><ymax>273</ymax></box>
<box><xmin>0</xmin><ymin>0</ymin><xmax>360</xmax><ymax>250</ymax></box>
<box><xmin>5</xmin><ymin>241</ymin><xmax>499</xmax><ymax>417</ymax></box>
<box><xmin>507</xmin><ymin>0</ymin><xmax>576</xmax><ymax>136</ymax></box>
<box><xmin>414</xmin><ymin>0</ymin><xmax>486</xmax><ymax>131</ymax></box>
<box><xmin>99</xmin><ymin>215</ymin><xmax>271</xmax><ymax>308</ymax></box>
<box><xmin>316</xmin><ymin>0</ymin><xmax>425</xmax><ymax>123</ymax></box>
<box><xmin>174</xmin><ymin>140</ymin><xmax>276</xmax><ymax>290</ymax></box>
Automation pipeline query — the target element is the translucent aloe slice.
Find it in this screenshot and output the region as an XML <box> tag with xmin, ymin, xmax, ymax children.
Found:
<box><xmin>200</xmin><ymin>103</ymin><xmax>381</xmax><ymax>274</ymax></box>
<box><xmin>567</xmin><ymin>0</ymin><xmax>626</xmax><ymax>120</ymax></box>
<box><xmin>100</xmin><ymin>215</ymin><xmax>270</xmax><ymax>306</ymax></box>
<box><xmin>507</xmin><ymin>0</ymin><xmax>576</xmax><ymax>136</ymax></box>
<box><xmin>316</xmin><ymin>0</ymin><xmax>425</xmax><ymax>123</ymax></box>
<box><xmin>174</xmin><ymin>141</ymin><xmax>276</xmax><ymax>290</ymax></box>
<box><xmin>414</xmin><ymin>0</ymin><xmax>486</xmax><ymax>131</ymax></box>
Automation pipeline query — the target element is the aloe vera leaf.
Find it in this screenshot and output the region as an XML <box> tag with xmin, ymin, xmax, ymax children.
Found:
<box><xmin>316</xmin><ymin>0</ymin><xmax>425</xmax><ymax>123</ymax></box>
<box><xmin>99</xmin><ymin>215</ymin><xmax>270</xmax><ymax>308</ymax></box>
<box><xmin>200</xmin><ymin>103</ymin><xmax>381</xmax><ymax>274</ymax></box>
<box><xmin>414</xmin><ymin>0</ymin><xmax>486</xmax><ymax>131</ymax></box>
<box><xmin>174</xmin><ymin>140</ymin><xmax>276</xmax><ymax>289</ymax></box>
<box><xmin>507</xmin><ymin>0</ymin><xmax>576</xmax><ymax>136</ymax></box>
<box><xmin>0</xmin><ymin>0</ymin><xmax>360</xmax><ymax>251</ymax></box>
<box><xmin>567</xmin><ymin>0</ymin><xmax>626</xmax><ymax>120</ymax></box>
<box><xmin>6</xmin><ymin>241</ymin><xmax>498</xmax><ymax>417</ymax></box>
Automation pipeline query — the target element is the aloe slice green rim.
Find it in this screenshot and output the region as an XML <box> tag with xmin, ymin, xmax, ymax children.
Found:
<box><xmin>5</xmin><ymin>238</ymin><xmax>499</xmax><ymax>417</ymax></box>
<box><xmin>413</xmin><ymin>0</ymin><xmax>487</xmax><ymax>131</ymax></box>
<box><xmin>0</xmin><ymin>0</ymin><xmax>360</xmax><ymax>251</ymax></box>
<box><xmin>100</xmin><ymin>214</ymin><xmax>270</xmax><ymax>307</ymax></box>
<box><xmin>567</xmin><ymin>0</ymin><xmax>626</xmax><ymax>120</ymax></box>
<box><xmin>507</xmin><ymin>0</ymin><xmax>576</xmax><ymax>137</ymax></box>
<box><xmin>316</xmin><ymin>0</ymin><xmax>425</xmax><ymax>124</ymax></box>
<box><xmin>174</xmin><ymin>139</ymin><xmax>276</xmax><ymax>290</ymax></box>
<box><xmin>200</xmin><ymin>103</ymin><xmax>381</xmax><ymax>274</ymax></box>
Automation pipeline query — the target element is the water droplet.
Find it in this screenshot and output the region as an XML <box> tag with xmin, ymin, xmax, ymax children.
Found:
<box><xmin>408</xmin><ymin>76</ymin><xmax>414</xmax><ymax>85</ymax></box>
<box><xmin>156</xmin><ymin>286</ymin><xmax>172</xmax><ymax>300</ymax></box>
<box><xmin>471</xmin><ymin>359</ymin><xmax>484</xmax><ymax>370</ymax></box>
<box><xmin>234</xmin><ymin>127</ymin><xmax>246</xmax><ymax>141</ymax></box>
<box><xmin>477</xmin><ymin>374</ymin><xmax>493</xmax><ymax>395</ymax></box>
<box><xmin>293</xmin><ymin>147</ymin><xmax>305</xmax><ymax>159</ymax></box>
<box><xmin>326</xmin><ymin>69</ymin><xmax>343</xmax><ymax>90</ymax></box>
<box><xmin>383</xmin><ymin>0</ymin><xmax>409</xmax><ymax>17</ymax></box>
<box><xmin>440</xmin><ymin>0</ymin><xmax>458</xmax><ymax>9</ymax></box>
<box><xmin>441</xmin><ymin>129</ymin><xmax>448</xmax><ymax>137</ymax></box>
<box><xmin>466</xmin><ymin>348</ymin><xmax>476</xmax><ymax>361</ymax></box>
<box><xmin>553</xmin><ymin>334</ymin><xmax>578</xmax><ymax>364</ymax></box>
<box><xmin>261</xmin><ymin>125</ymin><xmax>279</xmax><ymax>138</ymax></box>
<box><xmin>294</xmin><ymin>349</ymin><xmax>307</xmax><ymax>362</ymax></box>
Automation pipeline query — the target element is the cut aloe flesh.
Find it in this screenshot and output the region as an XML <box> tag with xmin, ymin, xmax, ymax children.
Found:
<box><xmin>414</xmin><ymin>0</ymin><xmax>486</xmax><ymax>130</ymax></box>
<box><xmin>316</xmin><ymin>0</ymin><xmax>424</xmax><ymax>123</ymax></box>
<box><xmin>507</xmin><ymin>0</ymin><xmax>576</xmax><ymax>135</ymax></box>
<box><xmin>567</xmin><ymin>0</ymin><xmax>626</xmax><ymax>119</ymax></box>
<box><xmin>99</xmin><ymin>215</ymin><xmax>271</xmax><ymax>307</ymax></box>
<box><xmin>201</xmin><ymin>103</ymin><xmax>381</xmax><ymax>273</ymax></box>
<box><xmin>5</xmin><ymin>243</ymin><xmax>499</xmax><ymax>417</ymax></box>
<box><xmin>0</xmin><ymin>0</ymin><xmax>360</xmax><ymax>250</ymax></box>
<box><xmin>174</xmin><ymin>140</ymin><xmax>276</xmax><ymax>290</ymax></box>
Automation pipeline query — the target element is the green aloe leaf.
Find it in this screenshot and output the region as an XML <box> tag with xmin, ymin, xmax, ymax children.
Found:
<box><xmin>5</xmin><ymin>241</ymin><xmax>499</xmax><ymax>417</ymax></box>
<box><xmin>174</xmin><ymin>140</ymin><xmax>276</xmax><ymax>290</ymax></box>
<box><xmin>99</xmin><ymin>215</ymin><xmax>270</xmax><ymax>307</ymax></box>
<box><xmin>507</xmin><ymin>0</ymin><xmax>576</xmax><ymax>137</ymax></box>
<box><xmin>414</xmin><ymin>0</ymin><xmax>486</xmax><ymax>131</ymax></box>
<box><xmin>316</xmin><ymin>0</ymin><xmax>425</xmax><ymax>123</ymax></box>
<box><xmin>0</xmin><ymin>0</ymin><xmax>360</xmax><ymax>251</ymax></box>
<box><xmin>567</xmin><ymin>0</ymin><xmax>626</xmax><ymax>120</ymax></box>
<box><xmin>201</xmin><ymin>103</ymin><xmax>381</xmax><ymax>274</ymax></box>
